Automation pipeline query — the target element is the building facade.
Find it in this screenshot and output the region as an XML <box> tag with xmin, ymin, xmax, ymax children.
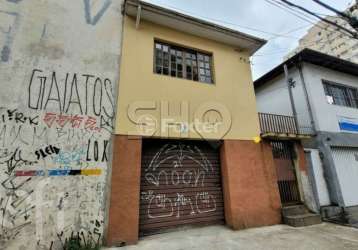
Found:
<box><xmin>286</xmin><ymin>5</ymin><xmax>358</xmax><ymax>64</ymax></box>
<box><xmin>255</xmin><ymin>49</ymin><xmax>358</xmax><ymax>227</ymax></box>
<box><xmin>0</xmin><ymin>0</ymin><xmax>124</xmax><ymax>249</ymax></box>
<box><xmin>106</xmin><ymin>0</ymin><xmax>283</xmax><ymax>246</ymax></box>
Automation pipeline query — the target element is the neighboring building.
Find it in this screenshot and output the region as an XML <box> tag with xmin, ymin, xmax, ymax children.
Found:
<box><xmin>255</xmin><ymin>49</ymin><xmax>358</xmax><ymax>227</ymax></box>
<box><xmin>0</xmin><ymin>0</ymin><xmax>124</xmax><ymax>249</ymax></box>
<box><xmin>348</xmin><ymin>0</ymin><xmax>358</xmax><ymax>19</ymax></box>
<box><xmin>286</xmin><ymin>12</ymin><xmax>358</xmax><ymax>63</ymax></box>
<box><xmin>105</xmin><ymin>0</ymin><xmax>287</xmax><ymax>246</ymax></box>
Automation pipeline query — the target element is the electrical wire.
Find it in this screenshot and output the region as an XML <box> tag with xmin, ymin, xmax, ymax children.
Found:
<box><xmin>264</xmin><ymin>0</ymin><xmax>353</xmax><ymax>41</ymax></box>
<box><xmin>260</xmin><ymin>0</ymin><xmax>358</xmax><ymax>57</ymax></box>
<box><xmin>144</xmin><ymin>1</ymin><xmax>357</xmax><ymax>60</ymax></box>
<box><xmin>267</xmin><ymin>24</ymin><xmax>312</xmax><ymax>40</ymax></box>
<box><xmin>264</xmin><ymin>0</ymin><xmax>320</xmax><ymax>26</ymax></box>
<box><xmin>252</xmin><ymin>34</ymin><xmax>346</xmax><ymax>57</ymax></box>
<box><xmin>280</xmin><ymin>0</ymin><xmax>357</xmax><ymax>38</ymax></box>
<box><xmin>267</xmin><ymin>0</ymin><xmax>355</xmax><ymax>39</ymax></box>
<box><xmin>143</xmin><ymin>1</ymin><xmax>313</xmax><ymax>40</ymax></box>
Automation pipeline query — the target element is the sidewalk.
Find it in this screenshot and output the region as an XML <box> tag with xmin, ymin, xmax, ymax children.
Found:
<box><xmin>103</xmin><ymin>223</ymin><xmax>358</xmax><ymax>250</ymax></box>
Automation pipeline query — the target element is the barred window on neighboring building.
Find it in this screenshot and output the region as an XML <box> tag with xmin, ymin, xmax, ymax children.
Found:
<box><xmin>154</xmin><ymin>41</ymin><xmax>214</xmax><ymax>84</ymax></box>
<box><xmin>323</xmin><ymin>80</ymin><xmax>358</xmax><ymax>108</ymax></box>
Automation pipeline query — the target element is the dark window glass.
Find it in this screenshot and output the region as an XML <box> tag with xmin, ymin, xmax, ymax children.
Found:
<box><xmin>156</xmin><ymin>66</ymin><xmax>162</xmax><ymax>74</ymax></box>
<box><xmin>154</xmin><ymin>41</ymin><xmax>214</xmax><ymax>84</ymax></box>
<box><xmin>163</xmin><ymin>68</ymin><xmax>169</xmax><ymax>75</ymax></box>
<box><xmin>323</xmin><ymin>81</ymin><xmax>358</xmax><ymax>108</ymax></box>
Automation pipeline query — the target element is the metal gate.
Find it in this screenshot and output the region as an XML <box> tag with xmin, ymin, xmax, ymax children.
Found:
<box><xmin>271</xmin><ymin>141</ymin><xmax>300</xmax><ymax>205</ymax></box>
<box><xmin>139</xmin><ymin>140</ymin><xmax>224</xmax><ymax>236</ymax></box>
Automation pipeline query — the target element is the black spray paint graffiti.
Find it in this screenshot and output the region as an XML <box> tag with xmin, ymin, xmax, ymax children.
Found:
<box><xmin>0</xmin><ymin>149</ymin><xmax>37</xmax><ymax>243</ymax></box>
<box><xmin>0</xmin><ymin>124</ymin><xmax>47</xmax><ymax>148</ymax></box>
<box><xmin>1</xmin><ymin>148</ymin><xmax>37</xmax><ymax>175</ymax></box>
<box><xmin>84</xmin><ymin>0</ymin><xmax>112</xmax><ymax>25</ymax></box>
<box><xmin>0</xmin><ymin>123</ymin><xmax>104</xmax><ymax>148</ymax></box>
<box><xmin>28</xmin><ymin>69</ymin><xmax>115</xmax><ymax>132</ymax></box>
<box><xmin>86</xmin><ymin>140</ymin><xmax>108</xmax><ymax>162</ymax></box>
<box><xmin>0</xmin><ymin>10</ymin><xmax>19</xmax><ymax>62</ymax></box>
<box><xmin>0</xmin><ymin>108</ymin><xmax>39</xmax><ymax>126</ymax></box>
<box><xmin>35</xmin><ymin>145</ymin><xmax>60</xmax><ymax>160</ymax></box>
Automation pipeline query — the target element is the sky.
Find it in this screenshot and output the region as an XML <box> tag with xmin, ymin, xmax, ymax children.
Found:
<box><xmin>143</xmin><ymin>0</ymin><xmax>354</xmax><ymax>80</ymax></box>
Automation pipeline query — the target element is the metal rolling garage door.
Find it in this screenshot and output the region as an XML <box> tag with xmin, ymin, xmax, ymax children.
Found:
<box><xmin>331</xmin><ymin>147</ymin><xmax>358</xmax><ymax>207</ymax></box>
<box><xmin>139</xmin><ymin>140</ymin><xmax>224</xmax><ymax>236</ymax></box>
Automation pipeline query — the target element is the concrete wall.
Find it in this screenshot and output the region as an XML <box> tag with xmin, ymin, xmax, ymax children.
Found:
<box><xmin>306</xmin><ymin>149</ymin><xmax>331</xmax><ymax>207</ymax></box>
<box><xmin>293</xmin><ymin>144</ymin><xmax>318</xmax><ymax>212</ymax></box>
<box><xmin>255</xmin><ymin>74</ymin><xmax>292</xmax><ymax>116</ymax></box>
<box><xmin>302</xmin><ymin>63</ymin><xmax>358</xmax><ymax>133</ymax></box>
<box><xmin>0</xmin><ymin>1</ymin><xmax>123</xmax><ymax>249</ymax></box>
<box><xmin>255</xmin><ymin>66</ymin><xmax>312</xmax><ymax>134</ymax></box>
<box><xmin>116</xmin><ymin>16</ymin><xmax>260</xmax><ymax>140</ymax></box>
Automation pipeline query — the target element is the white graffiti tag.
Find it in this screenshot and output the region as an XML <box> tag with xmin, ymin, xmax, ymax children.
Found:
<box><xmin>142</xmin><ymin>143</ymin><xmax>218</xmax><ymax>219</ymax></box>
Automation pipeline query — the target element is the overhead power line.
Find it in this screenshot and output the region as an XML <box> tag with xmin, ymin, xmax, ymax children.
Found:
<box><xmin>312</xmin><ymin>0</ymin><xmax>358</xmax><ymax>30</ymax></box>
<box><xmin>279</xmin><ymin>0</ymin><xmax>358</xmax><ymax>39</ymax></box>
<box><xmin>267</xmin><ymin>0</ymin><xmax>352</xmax><ymax>38</ymax></box>
<box><xmin>267</xmin><ymin>24</ymin><xmax>312</xmax><ymax>40</ymax></box>
<box><xmin>264</xmin><ymin>0</ymin><xmax>320</xmax><ymax>26</ymax></box>
<box><xmin>264</xmin><ymin>0</ymin><xmax>355</xmax><ymax>41</ymax></box>
<box><xmin>271</xmin><ymin>0</ymin><xmax>322</xmax><ymax>22</ymax></box>
<box><xmin>271</xmin><ymin>0</ymin><xmax>334</xmax><ymax>20</ymax></box>
<box><xmin>144</xmin><ymin>1</ymin><xmax>313</xmax><ymax>40</ymax></box>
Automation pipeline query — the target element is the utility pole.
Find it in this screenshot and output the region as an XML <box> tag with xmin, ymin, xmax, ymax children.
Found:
<box><xmin>284</xmin><ymin>64</ymin><xmax>300</xmax><ymax>134</ymax></box>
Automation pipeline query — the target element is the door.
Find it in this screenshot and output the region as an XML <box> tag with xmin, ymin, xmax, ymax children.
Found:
<box><xmin>271</xmin><ymin>141</ymin><xmax>301</xmax><ymax>205</ymax></box>
<box><xmin>139</xmin><ymin>140</ymin><xmax>224</xmax><ymax>236</ymax></box>
<box><xmin>331</xmin><ymin>147</ymin><xmax>358</xmax><ymax>207</ymax></box>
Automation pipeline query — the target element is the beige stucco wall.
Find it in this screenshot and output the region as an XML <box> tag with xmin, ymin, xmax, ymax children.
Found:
<box><xmin>116</xmin><ymin>16</ymin><xmax>260</xmax><ymax>140</ymax></box>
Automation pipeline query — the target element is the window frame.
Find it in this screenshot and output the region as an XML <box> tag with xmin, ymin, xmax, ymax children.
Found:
<box><xmin>153</xmin><ymin>39</ymin><xmax>215</xmax><ymax>84</ymax></box>
<box><xmin>322</xmin><ymin>80</ymin><xmax>358</xmax><ymax>109</ymax></box>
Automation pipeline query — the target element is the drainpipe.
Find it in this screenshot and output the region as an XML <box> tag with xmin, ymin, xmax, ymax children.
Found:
<box><xmin>136</xmin><ymin>4</ymin><xmax>142</xmax><ymax>29</ymax></box>
<box><xmin>284</xmin><ymin>64</ymin><xmax>299</xmax><ymax>134</ymax></box>
<box><xmin>295</xmin><ymin>61</ymin><xmax>344</xmax><ymax>207</ymax></box>
<box><xmin>296</xmin><ymin>61</ymin><xmax>317</xmax><ymax>135</ymax></box>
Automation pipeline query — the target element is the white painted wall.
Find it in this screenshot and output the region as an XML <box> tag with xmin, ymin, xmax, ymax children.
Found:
<box><xmin>255</xmin><ymin>66</ymin><xmax>313</xmax><ymax>134</ymax></box>
<box><xmin>331</xmin><ymin>147</ymin><xmax>358</xmax><ymax>207</ymax></box>
<box><xmin>307</xmin><ymin>149</ymin><xmax>331</xmax><ymax>207</ymax></box>
<box><xmin>255</xmin><ymin>74</ymin><xmax>292</xmax><ymax>116</ymax></box>
<box><xmin>302</xmin><ymin>63</ymin><xmax>358</xmax><ymax>133</ymax></box>
<box><xmin>0</xmin><ymin>1</ymin><xmax>123</xmax><ymax>249</ymax></box>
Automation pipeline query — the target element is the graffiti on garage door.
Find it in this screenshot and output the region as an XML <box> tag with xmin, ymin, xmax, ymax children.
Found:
<box><xmin>141</xmin><ymin>143</ymin><xmax>220</xmax><ymax>220</ymax></box>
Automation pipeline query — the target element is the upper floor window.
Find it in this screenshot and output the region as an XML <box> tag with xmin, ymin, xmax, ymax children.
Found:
<box><xmin>323</xmin><ymin>80</ymin><xmax>358</xmax><ymax>108</ymax></box>
<box><xmin>154</xmin><ymin>41</ymin><xmax>214</xmax><ymax>84</ymax></box>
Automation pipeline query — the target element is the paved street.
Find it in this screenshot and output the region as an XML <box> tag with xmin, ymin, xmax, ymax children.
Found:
<box><xmin>104</xmin><ymin>223</ymin><xmax>358</xmax><ymax>250</ymax></box>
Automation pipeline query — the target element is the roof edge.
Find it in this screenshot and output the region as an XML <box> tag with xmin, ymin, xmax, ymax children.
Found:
<box><xmin>254</xmin><ymin>48</ymin><xmax>358</xmax><ymax>89</ymax></box>
<box><xmin>124</xmin><ymin>0</ymin><xmax>267</xmax><ymax>54</ymax></box>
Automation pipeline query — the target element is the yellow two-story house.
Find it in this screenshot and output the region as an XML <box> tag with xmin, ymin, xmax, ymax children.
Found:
<box><xmin>106</xmin><ymin>0</ymin><xmax>282</xmax><ymax>246</ymax></box>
